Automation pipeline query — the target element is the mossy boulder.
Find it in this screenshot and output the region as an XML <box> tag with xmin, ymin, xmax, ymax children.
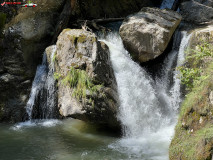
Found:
<box><xmin>169</xmin><ymin>26</ymin><xmax>213</xmax><ymax>160</ymax></box>
<box><xmin>54</xmin><ymin>29</ymin><xmax>120</xmax><ymax>129</ymax></box>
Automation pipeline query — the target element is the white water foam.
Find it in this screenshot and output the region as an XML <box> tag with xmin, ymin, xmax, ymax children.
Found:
<box><xmin>11</xmin><ymin>119</ymin><xmax>62</xmax><ymax>131</ymax></box>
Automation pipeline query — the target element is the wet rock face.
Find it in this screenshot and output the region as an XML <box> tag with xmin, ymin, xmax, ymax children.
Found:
<box><xmin>180</xmin><ymin>0</ymin><xmax>213</xmax><ymax>24</ymax></box>
<box><xmin>0</xmin><ymin>0</ymin><xmax>65</xmax><ymax>122</ymax></box>
<box><xmin>70</xmin><ymin>0</ymin><xmax>162</xmax><ymax>19</ymax></box>
<box><xmin>55</xmin><ymin>29</ymin><xmax>120</xmax><ymax>129</ymax></box>
<box><xmin>119</xmin><ymin>7</ymin><xmax>182</xmax><ymax>63</ymax></box>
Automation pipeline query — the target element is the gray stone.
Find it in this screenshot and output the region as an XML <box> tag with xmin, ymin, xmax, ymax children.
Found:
<box><xmin>119</xmin><ymin>7</ymin><xmax>182</xmax><ymax>63</ymax></box>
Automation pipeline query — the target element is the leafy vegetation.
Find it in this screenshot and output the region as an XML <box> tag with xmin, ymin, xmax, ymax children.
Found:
<box><xmin>178</xmin><ymin>42</ymin><xmax>213</xmax><ymax>90</ymax></box>
<box><xmin>54</xmin><ymin>67</ymin><xmax>103</xmax><ymax>101</ymax></box>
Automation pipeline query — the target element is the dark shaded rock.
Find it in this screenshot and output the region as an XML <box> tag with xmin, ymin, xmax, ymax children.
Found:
<box><xmin>180</xmin><ymin>0</ymin><xmax>213</xmax><ymax>24</ymax></box>
<box><xmin>70</xmin><ymin>0</ymin><xmax>163</xmax><ymax>19</ymax></box>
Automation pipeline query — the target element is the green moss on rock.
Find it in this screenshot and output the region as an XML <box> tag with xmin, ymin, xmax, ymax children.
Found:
<box><xmin>77</xmin><ymin>35</ymin><xmax>87</xmax><ymax>43</ymax></box>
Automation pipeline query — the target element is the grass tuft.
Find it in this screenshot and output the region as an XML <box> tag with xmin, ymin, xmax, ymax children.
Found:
<box><xmin>55</xmin><ymin>67</ymin><xmax>103</xmax><ymax>101</ymax></box>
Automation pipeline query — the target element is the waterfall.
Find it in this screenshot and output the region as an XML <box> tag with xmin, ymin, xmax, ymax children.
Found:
<box><xmin>41</xmin><ymin>46</ymin><xmax>57</xmax><ymax>119</ymax></box>
<box><xmin>100</xmin><ymin>31</ymin><xmax>191</xmax><ymax>159</ymax></box>
<box><xmin>170</xmin><ymin>32</ymin><xmax>192</xmax><ymax>111</ymax></box>
<box><xmin>26</xmin><ymin>54</ymin><xmax>48</xmax><ymax>120</ymax></box>
<box><xmin>101</xmin><ymin>34</ymin><xmax>162</xmax><ymax>136</ymax></box>
<box><xmin>26</xmin><ymin>46</ymin><xmax>57</xmax><ymax>120</ymax></box>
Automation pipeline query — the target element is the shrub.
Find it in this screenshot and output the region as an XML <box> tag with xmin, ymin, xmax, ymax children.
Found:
<box><xmin>178</xmin><ymin>42</ymin><xmax>213</xmax><ymax>90</ymax></box>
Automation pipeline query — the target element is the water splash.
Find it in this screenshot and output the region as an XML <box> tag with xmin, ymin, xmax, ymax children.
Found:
<box><xmin>11</xmin><ymin>119</ymin><xmax>62</xmax><ymax>131</ymax></box>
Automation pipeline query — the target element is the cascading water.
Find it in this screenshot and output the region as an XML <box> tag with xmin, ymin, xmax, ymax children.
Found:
<box><xmin>41</xmin><ymin>46</ymin><xmax>57</xmax><ymax>119</ymax></box>
<box><xmin>170</xmin><ymin>32</ymin><xmax>192</xmax><ymax>110</ymax></box>
<box><xmin>26</xmin><ymin>45</ymin><xmax>57</xmax><ymax>120</ymax></box>
<box><xmin>26</xmin><ymin>54</ymin><xmax>48</xmax><ymax>120</ymax></box>
<box><xmin>100</xmin><ymin>31</ymin><xmax>191</xmax><ymax>160</ymax></box>
<box><xmin>101</xmin><ymin>35</ymin><xmax>162</xmax><ymax>136</ymax></box>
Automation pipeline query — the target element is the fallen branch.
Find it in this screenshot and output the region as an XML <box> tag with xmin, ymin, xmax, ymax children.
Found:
<box><xmin>77</xmin><ymin>18</ymin><xmax>124</xmax><ymax>24</ymax></box>
<box><xmin>76</xmin><ymin>18</ymin><xmax>124</xmax><ymax>32</ymax></box>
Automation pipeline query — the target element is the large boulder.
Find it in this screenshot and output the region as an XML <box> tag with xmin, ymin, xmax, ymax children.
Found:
<box><xmin>0</xmin><ymin>0</ymin><xmax>65</xmax><ymax>122</ymax></box>
<box><xmin>54</xmin><ymin>29</ymin><xmax>120</xmax><ymax>129</ymax></box>
<box><xmin>119</xmin><ymin>7</ymin><xmax>182</xmax><ymax>63</ymax></box>
<box><xmin>70</xmin><ymin>0</ymin><xmax>162</xmax><ymax>19</ymax></box>
<box><xmin>180</xmin><ymin>0</ymin><xmax>213</xmax><ymax>24</ymax></box>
